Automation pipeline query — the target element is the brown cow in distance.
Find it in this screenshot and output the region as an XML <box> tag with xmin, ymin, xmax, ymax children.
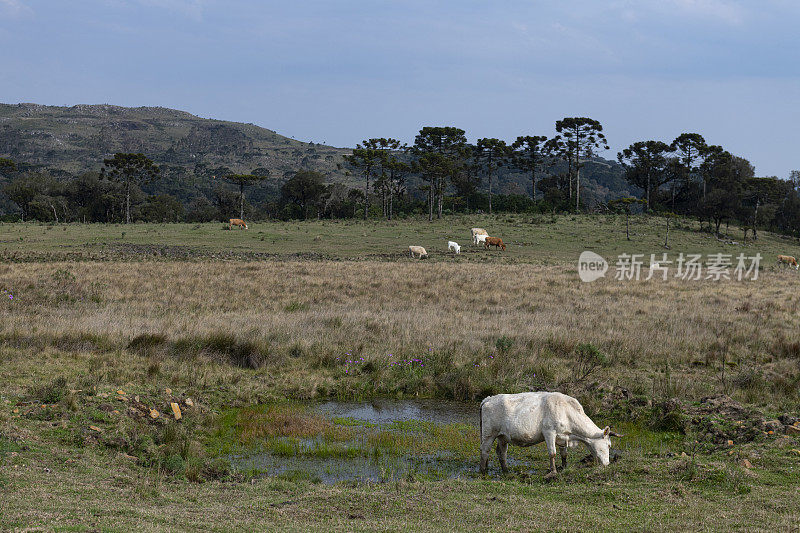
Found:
<box><xmin>229</xmin><ymin>218</ymin><xmax>248</xmax><ymax>230</ymax></box>
<box><xmin>484</xmin><ymin>237</ymin><xmax>506</xmax><ymax>251</ymax></box>
<box><xmin>777</xmin><ymin>255</ymin><xmax>799</xmax><ymax>270</ymax></box>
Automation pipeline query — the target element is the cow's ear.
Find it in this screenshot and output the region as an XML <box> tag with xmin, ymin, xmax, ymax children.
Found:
<box><xmin>603</xmin><ymin>426</ymin><xmax>610</xmax><ymax>437</ymax></box>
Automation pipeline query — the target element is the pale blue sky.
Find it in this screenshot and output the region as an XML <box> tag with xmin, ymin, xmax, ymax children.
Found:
<box><xmin>2</xmin><ymin>0</ymin><xmax>799</xmax><ymax>176</ymax></box>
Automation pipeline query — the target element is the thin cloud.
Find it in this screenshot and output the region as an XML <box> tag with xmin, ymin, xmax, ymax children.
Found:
<box><xmin>665</xmin><ymin>0</ymin><xmax>745</xmax><ymax>25</ymax></box>
<box><xmin>0</xmin><ymin>0</ymin><xmax>33</xmax><ymax>17</ymax></box>
<box><xmin>135</xmin><ymin>0</ymin><xmax>207</xmax><ymax>21</ymax></box>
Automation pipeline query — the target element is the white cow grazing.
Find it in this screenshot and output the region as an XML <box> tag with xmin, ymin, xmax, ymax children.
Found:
<box><xmin>475</xmin><ymin>234</ymin><xmax>488</xmax><ymax>246</ymax></box>
<box><xmin>471</xmin><ymin>228</ymin><xmax>488</xmax><ymax>245</ymax></box>
<box><xmin>409</xmin><ymin>245</ymin><xmax>428</xmax><ymax>259</ymax></box>
<box><xmin>448</xmin><ymin>241</ymin><xmax>461</xmax><ymax>254</ymax></box>
<box><xmin>479</xmin><ymin>392</ymin><xmax>621</xmax><ymax>478</ymax></box>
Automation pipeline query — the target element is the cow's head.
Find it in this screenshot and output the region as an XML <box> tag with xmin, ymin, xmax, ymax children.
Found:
<box><xmin>588</xmin><ymin>426</ymin><xmax>623</xmax><ymax>466</ymax></box>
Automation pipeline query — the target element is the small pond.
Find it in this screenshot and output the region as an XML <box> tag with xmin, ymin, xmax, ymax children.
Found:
<box><xmin>225</xmin><ymin>399</ymin><xmax>525</xmax><ymax>484</ymax></box>
<box><xmin>311</xmin><ymin>399</ymin><xmax>478</xmax><ymax>426</ymax></box>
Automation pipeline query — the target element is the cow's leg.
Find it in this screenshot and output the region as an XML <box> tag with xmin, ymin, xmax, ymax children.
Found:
<box><xmin>479</xmin><ymin>435</ymin><xmax>495</xmax><ymax>474</ymax></box>
<box><xmin>559</xmin><ymin>445</ymin><xmax>568</xmax><ymax>470</ymax></box>
<box><xmin>543</xmin><ymin>431</ymin><xmax>559</xmax><ymax>479</ymax></box>
<box><xmin>495</xmin><ymin>436</ymin><xmax>509</xmax><ymax>473</ymax></box>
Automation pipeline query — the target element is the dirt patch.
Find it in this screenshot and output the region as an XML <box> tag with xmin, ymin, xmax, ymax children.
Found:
<box><xmin>685</xmin><ymin>395</ymin><xmax>795</xmax><ymax>447</ymax></box>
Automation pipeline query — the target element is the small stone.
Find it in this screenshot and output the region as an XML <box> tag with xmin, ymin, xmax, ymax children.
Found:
<box><xmin>89</xmin><ymin>425</ymin><xmax>102</xmax><ymax>432</ymax></box>
<box><xmin>184</xmin><ymin>398</ymin><xmax>194</xmax><ymax>407</ymax></box>
<box><xmin>740</xmin><ymin>459</ymin><xmax>753</xmax><ymax>469</ymax></box>
<box><xmin>134</xmin><ymin>395</ymin><xmax>140</xmax><ymax>403</ymax></box>
<box><xmin>170</xmin><ymin>402</ymin><xmax>182</xmax><ymax>420</ymax></box>
<box><xmin>165</xmin><ymin>388</ymin><xmax>172</xmax><ymax>395</ymax></box>
<box><xmin>149</xmin><ymin>409</ymin><xmax>160</xmax><ymax>419</ymax></box>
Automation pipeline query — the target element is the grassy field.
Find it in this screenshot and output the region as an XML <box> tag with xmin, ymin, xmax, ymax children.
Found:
<box><xmin>2</xmin><ymin>213</ymin><xmax>799</xmax><ymax>262</ymax></box>
<box><xmin>1</xmin><ymin>215</ymin><xmax>800</xmax><ymax>531</ymax></box>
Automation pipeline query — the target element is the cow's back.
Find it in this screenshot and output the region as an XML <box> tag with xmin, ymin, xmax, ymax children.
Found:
<box><xmin>481</xmin><ymin>392</ymin><xmax>592</xmax><ymax>441</ymax></box>
<box><xmin>481</xmin><ymin>392</ymin><xmax>548</xmax><ymax>440</ymax></box>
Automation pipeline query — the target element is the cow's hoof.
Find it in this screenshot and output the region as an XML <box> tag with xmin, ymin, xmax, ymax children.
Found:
<box><xmin>544</xmin><ymin>470</ymin><xmax>559</xmax><ymax>481</ymax></box>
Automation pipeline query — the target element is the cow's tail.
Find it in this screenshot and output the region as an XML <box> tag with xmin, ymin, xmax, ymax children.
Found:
<box><xmin>479</xmin><ymin>396</ymin><xmax>489</xmax><ymax>440</ymax></box>
<box><xmin>479</xmin><ymin>398</ymin><xmax>486</xmax><ymax>441</ymax></box>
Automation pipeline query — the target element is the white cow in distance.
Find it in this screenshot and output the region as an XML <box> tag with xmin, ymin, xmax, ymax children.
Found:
<box><xmin>471</xmin><ymin>228</ymin><xmax>488</xmax><ymax>245</ymax></box>
<box><xmin>479</xmin><ymin>392</ymin><xmax>622</xmax><ymax>478</ymax></box>
<box><xmin>448</xmin><ymin>241</ymin><xmax>461</xmax><ymax>254</ymax></box>
<box><xmin>409</xmin><ymin>246</ymin><xmax>428</xmax><ymax>259</ymax></box>
<box><xmin>475</xmin><ymin>234</ymin><xmax>488</xmax><ymax>246</ymax></box>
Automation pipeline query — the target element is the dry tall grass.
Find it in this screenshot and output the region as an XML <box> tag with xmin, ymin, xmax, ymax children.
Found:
<box><xmin>2</xmin><ymin>260</ymin><xmax>799</xmax><ymax>407</ymax></box>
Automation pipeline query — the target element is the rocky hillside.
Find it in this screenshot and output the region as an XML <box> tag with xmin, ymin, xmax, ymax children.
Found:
<box><xmin>0</xmin><ymin>103</ymin><xmax>351</xmax><ymax>180</ymax></box>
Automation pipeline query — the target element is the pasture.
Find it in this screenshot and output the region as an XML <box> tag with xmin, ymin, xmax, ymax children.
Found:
<box><xmin>1</xmin><ymin>215</ymin><xmax>800</xmax><ymax>531</ymax></box>
<box><xmin>2</xmin><ymin>212</ymin><xmax>797</xmax><ymax>262</ymax></box>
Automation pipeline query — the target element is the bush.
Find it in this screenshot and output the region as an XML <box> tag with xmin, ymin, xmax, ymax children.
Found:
<box><xmin>162</xmin><ymin>453</ymin><xmax>185</xmax><ymax>476</ymax></box>
<box><xmin>173</xmin><ymin>334</ymin><xmax>271</xmax><ymax>369</ymax></box>
<box><xmin>495</xmin><ymin>336</ymin><xmax>514</xmax><ymax>354</ymax></box>
<box><xmin>571</xmin><ymin>343</ymin><xmax>609</xmax><ymax>384</ymax></box>
<box><xmin>128</xmin><ymin>333</ymin><xmax>168</xmax><ymax>354</ymax></box>
<box><xmin>29</xmin><ymin>377</ymin><xmax>68</xmax><ymax>404</ymax></box>
<box><xmin>649</xmin><ymin>399</ymin><xmax>688</xmax><ymax>433</ymax></box>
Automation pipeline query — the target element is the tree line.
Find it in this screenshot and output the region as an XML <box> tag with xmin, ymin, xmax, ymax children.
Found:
<box><xmin>1</xmin><ymin>116</ymin><xmax>799</xmax><ymax>239</ymax></box>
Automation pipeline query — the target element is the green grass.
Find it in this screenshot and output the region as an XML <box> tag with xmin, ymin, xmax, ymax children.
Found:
<box><xmin>2</xmin><ymin>213</ymin><xmax>798</xmax><ymax>263</ymax></box>
<box><xmin>2</xmin><ymin>214</ymin><xmax>800</xmax><ymax>530</ymax></box>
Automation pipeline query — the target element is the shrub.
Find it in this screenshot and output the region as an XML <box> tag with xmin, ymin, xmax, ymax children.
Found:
<box><xmin>128</xmin><ymin>333</ymin><xmax>168</xmax><ymax>354</ymax></box>
<box><xmin>731</xmin><ymin>367</ymin><xmax>765</xmax><ymax>392</ymax></box>
<box><xmin>29</xmin><ymin>377</ymin><xmax>68</xmax><ymax>404</ymax></box>
<box><xmin>162</xmin><ymin>453</ymin><xmax>185</xmax><ymax>476</ymax></box>
<box><xmin>495</xmin><ymin>336</ymin><xmax>514</xmax><ymax>354</ymax></box>
<box><xmin>649</xmin><ymin>399</ymin><xmax>688</xmax><ymax>433</ymax></box>
<box><xmin>174</xmin><ymin>334</ymin><xmax>271</xmax><ymax>369</ymax></box>
<box><xmin>571</xmin><ymin>343</ymin><xmax>609</xmax><ymax>384</ymax></box>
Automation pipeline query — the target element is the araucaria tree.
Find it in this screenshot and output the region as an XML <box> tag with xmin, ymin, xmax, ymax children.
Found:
<box><xmin>413</xmin><ymin>152</ymin><xmax>456</xmax><ymax>221</ymax></box>
<box><xmin>670</xmin><ymin>133</ymin><xmax>708</xmax><ymax>202</ymax></box>
<box><xmin>617</xmin><ymin>140</ymin><xmax>672</xmax><ymax>211</ymax></box>
<box><xmin>474</xmin><ymin>138</ymin><xmax>510</xmax><ymax>215</ymax></box>
<box><xmin>412</xmin><ymin>127</ymin><xmax>467</xmax><ymax>220</ymax></box>
<box><xmin>344</xmin><ymin>141</ymin><xmax>381</xmax><ymax>219</ymax></box>
<box><xmin>101</xmin><ymin>153</ymin><xmax>160</xmax><ymax>224</ymax></box>
<box><xmin>554</xmin><ymin>118</ymin><xmax>608</xmax><ymax>213</ymax></box>
<box><xmin>511</xmin><ymin>135</ymin><xmax>548</xmax><ymax>201</ymax></box>
<box><xmin>222</xmin><ymin>173</ymin><xmax>270</xmax><ymax>220</ymax></box>
<box><xmin>369</xmin><ymin>138</ymin><xmax>408</xmax><ymax>220</ymax></box>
